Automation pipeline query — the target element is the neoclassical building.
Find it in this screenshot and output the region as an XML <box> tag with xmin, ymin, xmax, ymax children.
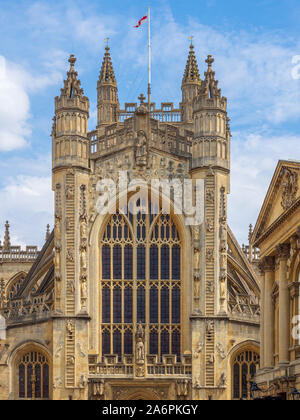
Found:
<box><xmin>252</xmin><ymin>160</ymin><xmax>300</xmax><ymax>400</ymax></box>
<box><xmin>0</xmin><ymin>44</ymin><xmax>261</xmax><ymax>400</ymax></box>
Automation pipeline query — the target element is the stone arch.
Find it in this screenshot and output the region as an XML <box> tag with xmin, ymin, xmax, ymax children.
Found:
<box><xmin>10</xmin><ymin>341</ymin><xmax>52</xmax><ymax>400</ymax></box>
<box><xmin>228</xmin><ymin>340</ymin><xmax>260</xmax><ymax>400</ymax></box>
<box><xmin>6</xmin><ymin>271</ymin><xmax>27</xmax><ymax>299</ymax></box>
<box><xmin>88</xmin><ymin>185</ymin><xmax>193</xmax><ymax>356</ymax></box>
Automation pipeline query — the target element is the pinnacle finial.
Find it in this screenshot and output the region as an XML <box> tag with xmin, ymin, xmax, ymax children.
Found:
<box><xmin>182</xmin><ymin>41</ymin><xmax>201</xmax><ymax>85</ymax></box>
<box><xmin>46</xmin><ymin>224</ymin><xmax>51</xmax><ymax>242</ymax></box>
<box><xmin>99</xmin><ymin>44</ymin><xmax>117</xmax><ymax>84</ymax></box>
<box><xmin>3</xmin><ymin>221</ymin><xmax>11</xmax><ymax>250</ymax></box>
<box><xmin>248</xmin><ymin>224</ymin><xmax>253</xmax><ymax>242</ymax></box>
<box><xmin>68</xmin><ymin>54</ymin><xmax>76</xmax><ymax>70</ymax></box>
<box><xmin>206</xmin><ymin>55</ymin><xmax>214</xmax><ymax>70</ymax></box>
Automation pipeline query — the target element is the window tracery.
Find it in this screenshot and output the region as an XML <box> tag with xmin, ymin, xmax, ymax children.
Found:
<box><xmin>100</xmin><ymin>210</ymin><xmax>182</xmax><ymax>361</ymax></box>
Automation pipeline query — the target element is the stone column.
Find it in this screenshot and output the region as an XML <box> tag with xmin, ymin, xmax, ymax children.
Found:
<box><xmin>258</xmin><ymin>263</ymin><xmax>265</xmax><ymax>369</ymax></box>
<box><xmin>263</xmin><ymin>256</ymin><xmax>275</xmax><ymax>369</ymax></box>
<box><xmin>276</xmin><ymin>244</ymin><xmax>291</xmax><ymax>365</ymax></box>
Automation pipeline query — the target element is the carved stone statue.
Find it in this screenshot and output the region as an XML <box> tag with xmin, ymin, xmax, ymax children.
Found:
<box><xmin>135</xmin><ymin>131</ymin><xmax>148</xmax><ymax>167</ymax></box>
<box><xmin>135</xmin><ymin>323</ymin><xmax>145</xmax><ymax>364</ymax></box>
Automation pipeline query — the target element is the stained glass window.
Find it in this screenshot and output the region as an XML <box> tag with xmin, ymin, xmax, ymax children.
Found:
<box><xmin>102</xmin><ymin>286</ymin><xmax>111</xmax><ymax>323</ymax></box>
<box><xmin>100</xmin><ymin>211</ymin><xmax>182</xmax><ymax>360</ymax></box>
<box><xmin>232</xmin><ymin>350</ymin><xmax>260</xmax><ymax>400</ymax></box>
<box><xmin>17</xmin><ymin>351</ymin><xmax>50</xmax><ymax>399</ymax></box>
<box><xmin>102</xmin><ymin>246</ymin><xmax>111</xmax><ymax>280</ymax></box>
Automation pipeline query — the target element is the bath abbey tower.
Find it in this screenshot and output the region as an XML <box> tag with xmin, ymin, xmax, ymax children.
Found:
<box><xmin>0</xmin><ymin>43</ymin><xmax>260</xmax><ymax>400</ymax></box>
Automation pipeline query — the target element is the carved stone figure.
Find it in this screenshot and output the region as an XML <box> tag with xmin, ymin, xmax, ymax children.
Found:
<box><xmin>281</xmin><ymin>168</ymin><xmax>298</xmax><ymax>210</ymax></box>
<box><xmin>65</xmin><ymin>184</ymin><xmax>75</xmax><ymax>200</ymax></box>
<box><xmin>206</xmin><ymin>320</ymin><xmax>214</xmax><ymax>334</ymax></box>
<box><xmin>194</xmin><ymin>278</ymin><xmax>200</xmax><ymax>298</ymax></box>
<box><xmin>67</xmin><ymin>248</ymin><xmax>74</xmax><ymax>262</ymax></box>
<box><xmin>176</xmin><ymin>379</ymin><xmax>189</xmax><ymax>397</ymax></box>
<box><xmin>135</xmin><ymin>131</ymin><xmax>148</xmax><ymax>167</ymax></box>
<box><xmin>218</xmin><ymin>373</ymin><xmax>227</xmax><ymax>388</ymax></box>
<box><xmin>135</xmin><ymin>323</ymin><xmax>145</xmax><ymax>363</ymax></box>
<box><xmin>193</xmin><ymin>342</ymin><xmax>203</xmax><ymax>359</ymax></box>
<box><xmin>79</xmin><ymin>374</ymin><xmax>88</xmax><ymax>388</ymax></box>
<box><xmin>206</xmin><ymin>248</ymin><xmax>214</xmax><ymax>261</ymax></box>
<box><xmin>206</xmin><ymin>218</ymin><xmax>214</xmax><ymax>233</ymax></box>
<box><xmin>216</xmin><ymin>343</ymin><xmax>226</xmax><ymax>360</ymax></box>
<box><xmin>206</xmin><ymin>189</ymin><xmax>214</xmax><ymax>204</ymax></box>
<box><xmin>194</xmin><ymin>248</ymin><xmax>200</xmax><ymax>270</ymax></box>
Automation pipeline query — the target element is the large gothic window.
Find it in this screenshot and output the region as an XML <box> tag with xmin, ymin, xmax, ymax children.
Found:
<box><xmin>17</xmin><ymin>350</ymin><xmax>50</xmax><ymax>400</ymax></box>
<box><xmin>232</xmin><ymin>350</ymin><xmax>259</xmax><ymax>400</ymax></box>
<box><xmin>100</xmin><ymin>211</ymin><xmax>182</xmax><ymax>361</ymax></box>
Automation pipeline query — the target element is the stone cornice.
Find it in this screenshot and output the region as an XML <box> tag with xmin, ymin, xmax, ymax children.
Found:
<box><xmin>253</xmin><ymin>196</ymin><xmax>300</xmax><ymax>247</ymax></box>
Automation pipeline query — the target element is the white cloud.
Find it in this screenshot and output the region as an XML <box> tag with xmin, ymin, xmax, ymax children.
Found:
<box><xmin>0</xmin><ymin>174</ymin><xmax>53</xmax><ymax>248</ymax></box>
<box><xmin>0</xmin><ymin>56</ymin><xmax>31</xmax><ymax>151</ymax></box>
<box><xmin>228</xmin><ymin>131</ymin><xmax>300</xmax><ymax>244</ymax></box>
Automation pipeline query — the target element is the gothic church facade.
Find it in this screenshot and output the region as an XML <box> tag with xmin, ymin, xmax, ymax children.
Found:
<box><xmin>0</xmin><ymin>44</ymin><xmax>260</xmax><ymax>400</ymax></box>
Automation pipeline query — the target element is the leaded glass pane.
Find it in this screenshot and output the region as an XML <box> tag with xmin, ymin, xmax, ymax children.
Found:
<box><xmin>102</xmin><ymin>287</ymin><xmax>111</xmax><ymax>323</ymax></box>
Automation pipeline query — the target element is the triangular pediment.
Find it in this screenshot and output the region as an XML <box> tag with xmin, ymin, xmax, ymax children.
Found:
<box><xmin>252</xmin><ymin>160</ymin><xmax>300</xmax><ymax>246</ymax></box>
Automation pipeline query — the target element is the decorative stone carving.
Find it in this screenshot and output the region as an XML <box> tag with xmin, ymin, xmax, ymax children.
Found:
<box><xmin>91</xmin><ymin>380</ymin><xmax>105</xmax><ymax>399</ymax></box>
<box><xmin>216</xmin><ymin>343</ymin><xmax>226</xmax><ymax>360</ymax></box>
<box><xmin>176</xmin><ymin>379</ymin><xmax>189</xmax><ymax>398</ymax></box>
<box><xmin>194</xmin><ymin>248</ymin><xmax>201</xmax><ymax>270</ymax></box>
<box><xmin>77</xmin><ymin>341</ymin><xmax>86</xmax><ymax>358</ymax></box>
<box><xmin>276</xmin><ymin>243</ymin><xmax>290</xmax><ymax>260</ymax></box>
<box><xmin>55</xmin><ymin>338</ymin><xmax>64</xmax><ymax>359</ymax></box>
<box><xmin>208</xmin><ymin>354</ymin><xmax>215</xmax><ymax>364</ymax></box>
<box><xmin>194</xmin><ymin>277</ymin><xmax>200</xmax><ymax>298</ymax></box>
<box><xmin>67</xmin><ymin>248</ymin><xmax>74</xmax><ymax>262</ymax></box>
<box><xmin>281</xmin><ymin>168</ymin><xmax>298</xmax><ymax>210</ymax></box>
<box><xmin>206</xmin><ymin>281</ymin><xmax>214</xmax><ymax>294</ymax></box>
<box><xmin>206</xmin><ymin>218</ymin><xmax>214</xmax><ymax>233</ymax></box>
<box><xmin>135</xmin><ymin>130</ymin><xmax>148</xmax><ymax>167</ymax></box>
<box><xmin>206</xmin><ymin>189</ymin><xmax>214</xmax><ymax>204</ymax></box>
<box><xmin>53</xmin><ymin>377</ymin><xmax>63</xmax><ymax>390</ymax></box>
<box><xmin>218</xmin><ymin>373</ymin><xmax>227</xmax><ymax>388</ymax></box>
<box><xmin>135</xmin><ymin>322</ymin><xmax>145</xmax><ymax>364</ymax></box>
<box><xmin>79</xmin><ymin>374</ymin><xmax>88</xmax><ymax>389</ymax></box>
<box><xmin>261</xmin><ymin>256</ymin><xmax>275</xmax><ymax>272</ymax></box>
<box><xmin>206</xmin><ymin>248</ymin><xmax>214</xmax><ymax>261</ymax></box>
<box><xmin>206</xmin><ymin>320</ymin><xmax>214</xmax><ymax>334</ymax></box>
<box><xmin>193</xmin><ymin>379</ymin><xmax>201</xmax><ymax>389</ymax></box>
<box><xmin>193</xmin><ymin>342</ymin><xmax>203</xmax><ymax>359</ymax></box>
<box><xmin>65</xmin><ymin>184</ymin><xmax>75</xmax><ymax>200</ymax></box>
<box><xmin>67</xmin><ymin>355</ymin><xmax>75</xmax><ymax>365</ymax></box>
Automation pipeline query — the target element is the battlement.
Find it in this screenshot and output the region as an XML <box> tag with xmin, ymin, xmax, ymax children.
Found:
<box><xmin>119</xmin><ymin>102</ymin><xmax>181</xmax><ymax>123</ymax></box>
<box><xmin>0</xmin><ymin>246</ymin><xmax>39</xmax><ymax>263</ymax></box>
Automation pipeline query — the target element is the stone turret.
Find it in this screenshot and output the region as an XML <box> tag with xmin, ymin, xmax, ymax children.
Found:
<box><xmin>180</xmin><ymin>43</ymin><xmax>202</xmax><ymax>126</ymax></box>
<box><xmin>97</xmin><ymin>45</ymin><xmax>120</xmax><ymax>130</ymax></box>
<box><xmin>52</xmin><ymin>54</ymin><xmax>90</xmax><ymax>399</ymax></box>
<box><xmin>192</xmin><ymin>55</ymin><xmax>231</xmax><ymax>171</ymax></box>
<box><xmin>3</xmin><ymin>221</ymin><xmax>11</xmax><ymax>251</ymax></box>
<box><xmin>53</xmin><ymin>54</ymin><xmax>90</xmax><ymax>170</ymax></box>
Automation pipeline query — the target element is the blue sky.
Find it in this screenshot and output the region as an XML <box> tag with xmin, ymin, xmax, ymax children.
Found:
<box><xmin>0</xmin><ymin>0</ymin><xmax>300</xmax><ymax>247</ymax></box>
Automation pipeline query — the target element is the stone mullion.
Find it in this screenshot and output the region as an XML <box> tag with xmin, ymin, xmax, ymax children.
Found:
<box><xmin>205</xmin><ymin>175</ymin><xmax>215</xmax><ymax>388</ymax></box>
<box><xmin>65</xmin><ymin>171</ymin><xmax>76</xmax><ymax>316</ymax></box>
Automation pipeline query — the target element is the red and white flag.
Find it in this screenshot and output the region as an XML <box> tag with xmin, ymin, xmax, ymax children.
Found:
<box><xmin>133</xmin><ymin>15</ymin><xmax>147</xmax><ymax>28</ymax></box>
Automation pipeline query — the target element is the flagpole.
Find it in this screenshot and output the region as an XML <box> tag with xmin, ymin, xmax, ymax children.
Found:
<box><xmin>147</xmin><ymin>6</ymin><xmax>151</xmax><ymax>111</ymax></box>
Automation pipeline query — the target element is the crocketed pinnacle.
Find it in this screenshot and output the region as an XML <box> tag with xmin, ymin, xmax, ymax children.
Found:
<box><xmin>182</xmin><ymin>43</ymin><xmax>201</xmax><ymax>85</ymax></box>
<box><xmin>99</xmin><ymin>46</ymin><xmax>117</xmax><ymax>85</ymax></box>
<box><xmin>3</xmin><ymin>221</ymin><xmax>11</xmax><ymax>250</ymax></box>
<box><xmin>60</xmin><ymin>54</ymin><xmax>84</xmax><ymax>99</ymax></box>
<box><xmin>199</xmin><ymin>55</ymin><xmax>222</xmax><ymax>98</ymax></box>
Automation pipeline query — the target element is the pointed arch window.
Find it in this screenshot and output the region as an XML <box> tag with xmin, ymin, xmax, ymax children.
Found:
<box><xmin>100</xmin><ymin>210</ymin><xmax>182</xmax><ymax>360</ymax></box>
<box><xmin>17</xmin><ymin>350</ymin><xmax>50</xmax><ymax>400</ymax></box>
<box><xmin>232</xmin><ymin>350</ymin><xmax>260</xmax><ymax>400</ymax></box>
